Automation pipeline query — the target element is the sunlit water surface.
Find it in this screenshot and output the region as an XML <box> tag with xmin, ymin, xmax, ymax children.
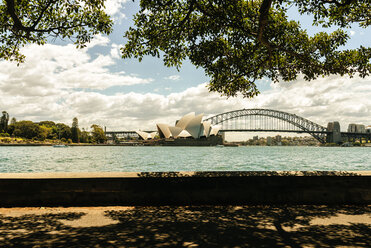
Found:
<box><xmin>0</xmin><ymin>146</ymin><xmax>370</xmax><ymax>173</ymax></box>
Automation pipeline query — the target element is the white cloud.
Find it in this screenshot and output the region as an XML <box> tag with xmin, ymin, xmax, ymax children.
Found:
<box><xmin>253</xmin><ymin>75</ymin><xmax>371</xmax><ymax>129</ymax></box>
<box><xmin>165</xmin><ymin>75</ymin><xmax>181</xmax><ymax>81</ymax></box>
<box><xmin>85</xmin><ymin>34</ymin><xmax>110</xmax><ymax>48</ymax></box>
<box><xmin>0</xmin><ymin>36</ymin><xmax>154</xmax><ymax>127</ymax></box>
<box><xmin>76</xmin><ymin>75</ymin><xmax>369</xmax><ymax>131</ymax></box>
<box><xmin>1</xmin><ymin>46</ymin><xmax>370</xmax><ymax>136</ymax></box>
<box><xmin>110</xmin><ymin>43</ymin><xmax>122</xmax><ymax>59</ymax></box>
<box><xmin>0</xmin><ymin>40</ymin><xmax>151</xmax><ymax>97</ymax></box>
<box><xmin>104</xmin><ymin>0</ymin><xmax>129</xmax><ymax>19</ymax></box>
<box><xmin>350</xmin><ymin>30</ymin><xmax>356</xmax><ymax>36</ymax></box>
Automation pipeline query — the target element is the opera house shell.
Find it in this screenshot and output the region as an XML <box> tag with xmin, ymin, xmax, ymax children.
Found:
<box><xmin>135</xmin><ymin>131</ymin><xmax>158</xmax><ymax>140</ymax></box>
<box><xmin>136</xmin><ymin>112</ymin><xmax>221</xmax><ymax>140</ymax></box>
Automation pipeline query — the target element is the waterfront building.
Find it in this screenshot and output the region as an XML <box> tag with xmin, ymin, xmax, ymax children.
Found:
<box><xmin>356</xmin><ymin>124</ymin><xmax>366</xmax><ymax>133</ymax></box>
<box><xmin>136</xmin><ymin>112</ymin><xmax>221</xmax><ymax>140</ymax></box>
<box><xmin>348</xmin><ymin>123</ymin><xmax>366</xmax><ymax>133</ymax></box>
<box><xmin>348</xmin><ymin>123</ymin><xmax>356</xmax><ymax>132</ymax></box>
<box><xmin>157</xmin><ymin>112</ymin><xmax>221</xmax><ymax>139</ymax></box>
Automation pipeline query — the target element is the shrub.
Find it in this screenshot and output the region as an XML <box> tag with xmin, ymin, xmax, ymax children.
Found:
<box><xmin>353</xmin><ymin>141</ymin><xmax>361</xmax><ymax>146</ymax></box>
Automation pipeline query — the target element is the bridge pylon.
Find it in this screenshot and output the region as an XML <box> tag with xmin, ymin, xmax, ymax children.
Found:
<box><xmin>326</xmin><ymin>121</ymin><xmax>342</xmax><ymax>144</ymax></box>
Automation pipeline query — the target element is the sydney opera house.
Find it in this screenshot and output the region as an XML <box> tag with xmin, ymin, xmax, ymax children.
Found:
<box><xmin>136</xmin><ymin>112</ymin><xmax>222</xmax><ymax>145</ymax></box>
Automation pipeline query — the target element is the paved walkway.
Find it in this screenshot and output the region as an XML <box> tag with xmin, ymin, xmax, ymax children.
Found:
<box><xmin>1</xmin><ymin>205</ymin><xmax>370</xmax><ymax>247</ymax></box>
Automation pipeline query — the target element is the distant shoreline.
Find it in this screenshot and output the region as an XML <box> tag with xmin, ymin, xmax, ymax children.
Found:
<box><xmin>0</xmin><ymin>143</ymin><xmax>370</xmax><ymax>147</ymax></box>
<box><xmin>0</xmin><ymin>143</ymin><xmax>132</xmax><ymax>146</ymax></box>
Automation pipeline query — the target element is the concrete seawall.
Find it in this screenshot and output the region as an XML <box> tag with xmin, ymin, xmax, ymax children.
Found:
<box><xmin>0</xmin><ymin>171</ymin><xmax>370</xmax><ymax>207</ymax></box>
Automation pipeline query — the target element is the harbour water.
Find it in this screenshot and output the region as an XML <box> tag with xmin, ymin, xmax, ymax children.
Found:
<box><xmin>0</xmin><ymin>146</ymin><xmax>370</xmax><ymax>173</ymax></box>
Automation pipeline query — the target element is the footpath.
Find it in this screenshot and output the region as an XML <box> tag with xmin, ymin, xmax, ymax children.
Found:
<box><xmin>0</xmin><ymin>205</ymin><xmax>370</xmax><ymax>247</ymax></box>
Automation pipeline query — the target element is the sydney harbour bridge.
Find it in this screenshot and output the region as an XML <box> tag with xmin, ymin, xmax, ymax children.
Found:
<box><xmin>105</xmin><ymin>109</ymin><xmax>371</xmax><ymax>144</ymax></box>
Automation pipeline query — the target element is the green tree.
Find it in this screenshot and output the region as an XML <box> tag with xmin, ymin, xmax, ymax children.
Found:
<box><xmin>80</xmin><ymin>128</ymin><xmax>91</xmax><ymax>143</ymax></box>
<box><xmin>0</xmin><ymin>111</ymin><xmax>9</xmax><ymax>133</ymax></box>
<box><xmin>39</xmin><ymin>121</ymin><xmax>56</xmax><ymax>128</ymax></box>
<box><xmin>0</xmin><ymin>0</ymin><xmax>113</xmax><ymax>63</ymax></box>
<box><xmin>7</xmin><ymin>123</ymin><xmax>15</xmax><ymax>136</ymax></box>
<box><xmin>91</xmin><ymin>124</ymin><xmax>107</xmax><ymax>144</ymax></box>
<box><xmin>71</xmin><ymin>117</ymin><xmax>80</xmax><ymax>143</ymax></box>
<box><xmin>10</xmin><ymin>117</ymin><xmax>16</xmax><ymax>125</ymax></box>
<box><xmin>111</xmin><ymin>133</ymin><xmax>120</xmax><ymax>144</ymax></box>
<box><xmin>39</xmin><ymin>121</ymin><xmax>56</xmax><ymax>139</ymax></box>
<box><xmin>37</xmin><ymin>125</ymin><xmax>50</xmax><ymax>141</ymax></box>
<box><xmin>13</xmin><ymin>120</ymin><xmax>41</xmax><ymax>139</ymax></box>
<box><xmin>54</xmin><ymin>123</ymin><xmax>72</xmax><ymax>140</ymax></box>
<box><xmin>122</xmin><ymin>0</ymin><xmax>371</xmax><ymax>97</ymax></box>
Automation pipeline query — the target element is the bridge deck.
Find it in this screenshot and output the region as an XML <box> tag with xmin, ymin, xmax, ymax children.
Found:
<box><xmin>219</xmin><ymin>129</ymin><xmax>329</xmax><ymax>134</ymax></box>
<box><xmin>106</xmin><ymin>130</ymin><xmax>370</xmax><ymax>136</ymax></box>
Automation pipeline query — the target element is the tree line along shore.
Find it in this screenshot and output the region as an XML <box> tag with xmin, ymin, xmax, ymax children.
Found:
<box><xmin>0</xmin><ymin>111</ymin><xmax>106</xmax><ymax>145</ymax></box>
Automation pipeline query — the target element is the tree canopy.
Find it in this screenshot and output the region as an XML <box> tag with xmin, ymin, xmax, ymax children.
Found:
<box><xmin>122</xmin><ymin>0</ymin><xmax>371</xmax><ymax>97</ymax></box>
<box><xmin>91</xmin><ymin>124</ymin><xmax>107</xmax><ymax>143</ymax></box>
<box><xmin>2</xmin><ymin>1</ymin><xmax>370</xmax><ymax>97</ymax></box>
<box><xmin>0</xmin><ymin>111</ymin><xmax>9</xmax><ymax>133</ymax></box>
<box><xmin>0</xmin><ymin>0</ymin><xmax>113</xmax><ymax>63</ymax></box>
<box><xmin>71</xmin><ymin>117</ymin><xmax>80</xmax><ymax>143</ymax></box>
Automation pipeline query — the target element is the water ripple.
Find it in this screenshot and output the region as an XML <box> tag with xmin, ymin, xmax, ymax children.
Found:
<box><xmin>0</xmin><ymin>146</ymin><xmax>370</xmax><ymax>173</ymax></box>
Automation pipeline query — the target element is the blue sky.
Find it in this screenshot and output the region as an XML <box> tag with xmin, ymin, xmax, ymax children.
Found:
<box><xmin>0</xmin><ymin>0</ymin><xmax>370</xmax><ymax>137</ymax></box>
<box><xmin>75</xmin><ymin>1</ymin><xmax>210</xmax><ymax>95</ymax></box>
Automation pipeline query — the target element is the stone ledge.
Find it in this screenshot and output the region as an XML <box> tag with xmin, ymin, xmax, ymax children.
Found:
<box><xmin>0</xmin><ymin>171</ymin><xmax>370</xmax><ymax>207</ymax></box>
<box><xmin>1</xmin><ymin>171</ymin><xmax>370</xmax><ymax>179</ymax></box>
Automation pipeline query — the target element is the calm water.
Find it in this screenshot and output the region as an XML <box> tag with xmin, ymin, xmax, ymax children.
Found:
<box><xmin>0</xmin><ymin>146</ymin><xmax>370</xmax><ymax>173</ymax></box>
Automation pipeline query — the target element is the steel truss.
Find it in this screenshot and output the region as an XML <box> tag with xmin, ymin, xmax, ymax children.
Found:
<box><xmin>204</xmin><ymin>109</ymin><xmax>328</xmax><ymax>143</ymax></box>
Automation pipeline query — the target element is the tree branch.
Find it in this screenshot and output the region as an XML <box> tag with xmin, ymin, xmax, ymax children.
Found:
<box><xmin>32</xmin><ymin>0</ymin><xmax>57</xmax><ymax>29</ymax></box>
<box><xmin>178</xmin><ymin>0</ymin><xmax>195</xmax><ymax>29</ymax></box>
<box><xmin>257</xmin><ymin>0</ymin><xmax>273</xmax><ymax>43</ymax></box>
<box><xmin>5</xmin><ymin>0</ymin><xmax>32</xmax><ymax>32</ymax></box>
<box><xmin>5</xmin><ymin>0</ymin><xmax>79</xmax><ymax>35</ymax></box>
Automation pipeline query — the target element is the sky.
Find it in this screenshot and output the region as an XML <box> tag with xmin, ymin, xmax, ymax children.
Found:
<box><xmin>0</xmin><ymin>0</ymin><xmax>370</xmax><ymax>138</ymax></box>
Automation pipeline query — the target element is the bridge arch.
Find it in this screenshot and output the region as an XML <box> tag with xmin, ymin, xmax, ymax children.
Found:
<box><xmin>204</xmin><ymin>109</ymin><xmax>328</xmax><ymax>143</ymax></box>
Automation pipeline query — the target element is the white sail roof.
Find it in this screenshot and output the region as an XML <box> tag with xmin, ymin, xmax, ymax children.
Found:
<box><xmin>177</xmin><ymin>130</ymin><xmax>192</xmax><ymax>138</ymax></box>
<box><xmin>155</xmin><ymin>112</ymin><xmax>221</xmax><ymax>140</ymax></box>
<box><xmin>156</xmin><ymin>124</ymin><xmax>172</xmax><ymax>138</ymax></box>
<box><xmin>209</xmin><ymin>125</ymin><xmax>221</xmax><ymax>136</ymax></box>
<box><xmin>202</xmin><ymin>121</ymin><xmax>211</xmax><ymax>137</ymax></box>
<box><xmin>136</xmin><ymin>131</ymin><xmax>157</xmax><ymax>140</ymax></box>
<box><xmin>168</xmin><ymin>126</ymin><xmax>183</xmax><ymax>138</ymax></box>
<box><xmin>149</xmin><ymin>132</ymin><xmax>157</xmax><ymax>139</ymax></box>
<box><xmin>175</xmin><ymin>112</ymin><xmax>195</xmax><ymax>129</ymax></box>
<box><xmin>136</xmin><ymin>130</ymin><xmax>150</xmax><ymax>140</ymax></box>
<box><xmin>185</xmin><ymin>113</ymin><xmax>204</xmax><ymax>139</ymax></box>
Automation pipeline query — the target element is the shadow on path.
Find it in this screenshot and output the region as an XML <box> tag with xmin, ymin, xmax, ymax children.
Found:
<box><xmin>0</xmin><ymin>205</ymin><xmax>370</xmax><ymax>247</ymax></box>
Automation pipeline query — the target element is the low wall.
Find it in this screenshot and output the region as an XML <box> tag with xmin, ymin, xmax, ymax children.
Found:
<box><xmin>0</xmin><ymin>171</ymin><xmax>370</xmax><ymax>207</ymax></box>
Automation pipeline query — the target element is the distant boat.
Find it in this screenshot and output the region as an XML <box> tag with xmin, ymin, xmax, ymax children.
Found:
<box><xmin>216</xmin><ymin>145</ymin><xmax>224</xmax><ymax>147</ymax></box>
<box><xmin>53</xmin><ymin>144</ymin><xmax>69</xmax><ymax>148</ymax></box>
